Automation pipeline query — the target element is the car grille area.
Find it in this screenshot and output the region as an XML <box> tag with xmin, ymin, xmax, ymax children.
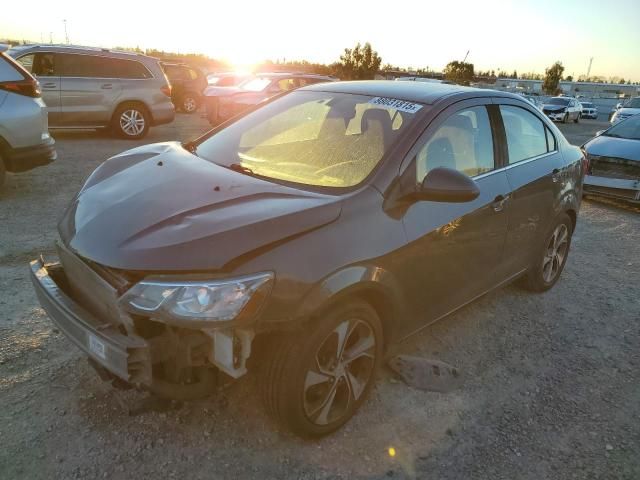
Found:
<box><xmin>590</xmin><ymin>156</ymin><xmax>640</xmax><ymax>181</ymax></box>
<box><xmin>55</xmin><ymin>241</ymin><xmax>127</xmax><ymax>327</ymax></box>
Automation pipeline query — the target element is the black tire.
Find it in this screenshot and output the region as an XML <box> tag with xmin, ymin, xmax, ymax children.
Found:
<box><xmin>522</xmin><ymin>213</ymin><xmax>573</xmax><ymax>292</ymax></box>
<box><xmin>181</xmin><ymin>92</ymin><xmax>199</xmax><ymax>114</ymax></box>
<box><xmin>563</xmin><ymin>113</ymin><xmax>569</xmax><ymax>123</ymax></box>
<box><xmin>112</xmin><ymin>103</ymin><xmax>150</xmax><ymax>139</ymax></box>
<box><xmin>259</xmin><ymin>299</ymin><xmax>383</xmax><ymax>438</ymax></box>
<box><xmin>574</xmin><ymin>113</ymin><xmax>580</xmax><ymax>123</ymax></box>
<box><xmin>0</xmin><ymin>153</ymin><xmax>5</xmax><ymax>188</ymax></box>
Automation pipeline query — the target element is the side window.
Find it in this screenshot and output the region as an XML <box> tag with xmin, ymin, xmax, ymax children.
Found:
<box><xmin>59</xmin><ymin>54</ymin><xmax>103</xmax><ymax>77</ymax></box>
<box><xmin>277</xmin><ymin>78</ymin><xmax>296</xmax><ymax>92</ymax></box>
<box><xmin>111</xmin><ymin>59</ymin><xmax>151</xmax><ymax>79</ymax></box>
<box><xmin>32</xmin><ymin>53</ymin><xmax>57</xmax><ymax>76</ymax></box>
<box><xmin>499</xmin><ymin>105</ymin><xmax>549</xmax><ymax>164</ymax></box>
<box><xmin>545</xmin><ymin>125</ymin><xmax>557</xmax><ymax>152</ymax></box>
<box><xmin>416</xmin><ymin>106</ymin><xmax>494</xmax><ymax>182</ymax></box>
<box><xmin>16</xmin><ymin>54</ymin><xmax>35</xmax><ymax>73</ymax></box>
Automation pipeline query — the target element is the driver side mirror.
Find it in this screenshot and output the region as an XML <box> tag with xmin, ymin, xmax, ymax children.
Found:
<box><xmin>417</xmin><ymin>167</ymin><xmax>480</xmax><ymax>203</ymax></box>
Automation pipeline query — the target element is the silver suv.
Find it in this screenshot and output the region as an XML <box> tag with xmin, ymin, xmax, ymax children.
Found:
<box><xmin>0</xmin><ymin>45</ymin><xmax>56</xmax><ymax>187</ymax></box>
<box><xmin>8</xmin><ymin>45</ymin><xmax>175</xmax><ymax>139</ymax></box>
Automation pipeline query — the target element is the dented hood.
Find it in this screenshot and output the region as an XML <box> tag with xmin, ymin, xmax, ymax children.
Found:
<box><xmin>59</xmin><ymin>142</ymin><xmax>341</xmax><ymax>271</ymax></box>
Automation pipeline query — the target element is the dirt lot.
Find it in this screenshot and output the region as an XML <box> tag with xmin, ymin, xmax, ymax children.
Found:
<box><xmin>1</xmin><ymin>114</ymin><xmax>639</xmax><ymax>480</ymax></box>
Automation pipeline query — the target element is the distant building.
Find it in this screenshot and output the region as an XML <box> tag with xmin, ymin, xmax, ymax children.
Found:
<box><xmin>486</xmin><ymin>78</ymin><xmax>639</xmax><ymax>98</ymax></box>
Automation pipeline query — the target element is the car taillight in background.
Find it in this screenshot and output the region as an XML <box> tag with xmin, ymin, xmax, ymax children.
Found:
<box><xmin>161</xmin><ymin>85</ymin><xmax>172</xmax><ymax>97</ymax></box>
<box><xmin>581</xmin><ymin>150</ymin><xmax>592</xmax><ymax>176</ymax></box>
<box><xmin>0</xmin><ymin>78</ymin><xmax>41</xmax><ymax>97</ymax></box>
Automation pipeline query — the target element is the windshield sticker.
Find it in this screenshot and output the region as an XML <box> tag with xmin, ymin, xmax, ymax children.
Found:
<box><xmin>368</xmin><ymin>97</ymin><xmax>423</xmax><ymax>114</ymax></box>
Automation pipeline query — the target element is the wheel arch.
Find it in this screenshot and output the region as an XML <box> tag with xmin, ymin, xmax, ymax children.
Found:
<box><xmin>294</xmin><ymin>265</ymin><xmax>407</xmax><ymax>351</ymax></box>
<box><xmin>110</xmin><ymin>99</ymin><xmax>152</xmax><ymax>124</ymax></box>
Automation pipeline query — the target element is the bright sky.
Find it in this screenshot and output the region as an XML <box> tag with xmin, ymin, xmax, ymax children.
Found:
<box><xmin>2</xmin><ymin>0</ymin><xmax>639</xmax><ymax>80</ymax></box>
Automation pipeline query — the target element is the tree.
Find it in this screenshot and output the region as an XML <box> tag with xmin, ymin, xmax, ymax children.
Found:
<box><xmin>511</xmin><ymin>70</ymin><xmax>518</xmax><ymax>79</ymax></box>
<box><xmin>543</xmin><ymin>61</ymin><xmax>564</xmax><ymax>94</ymax></box>
<box><xmin>333</xmin><ymin>42</ymin><xmax>382</xmax><ymax>80</ymax></box>
<box><xmin>620</xmin><ymin>78</ymin><xmax>626</xmax><ymax>84</ymax></box>
<box><xmin>565</xmin><ymin>75</ymin><xmax>573</xmax><ymax>82</ymax></box>
<box><xmin>443</xmin><ymin>61</ymin><xmax>474</xmax><ymax>85</ymax></box>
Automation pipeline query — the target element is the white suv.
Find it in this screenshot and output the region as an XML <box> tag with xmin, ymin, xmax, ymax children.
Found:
<box><xmin>0</xmin><ymin>45</ymin><xmax>56</xmax><ymax>188</ymax></box>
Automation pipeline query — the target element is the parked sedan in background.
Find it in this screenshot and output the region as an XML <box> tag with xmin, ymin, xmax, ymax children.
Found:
<box><xmin>610</xmin><ymin>97</ymin><xmax>640</xmax><ymax>124</ymax></box>
<box><xmin>30</xmin><ymin>81</ymin><xmax>585</xmax><ymax>437</ymax></box>
<box><xmin>0</xmin><ymin>45</ymin><xmax>56</xmax><ymax>187</ymax></box>
<box><xmin>541</xmin><ymin>97</ymin><xmax>581</xmax><ymax>123</ymax></box>
<box><xmin>9</xmin><ymin>45</ymin><xmax>174</xmax><ymax>139</ymax></box>
<box><xmin>579</xmin><ymin>101</ymin><xmax>598</xmax><ymax>119</ymax></box>
<box><xmin>204</xmin><ymin>72</ymin><xmax>336</xmax><ymax>125</ymax></box>
<box><xmin>206</xmin><ymin>72</ymin><xmax>251</xmax><ymax>87</ymax></box>
<box><xmin>161</xmin><ymin>62</ymin><xmax>207</xmax><ymax>114</ymax></box>
<box><xmin>583</xmin><ymin>114</ymin><xmax>640</xmax><ymax>203</ymax></box>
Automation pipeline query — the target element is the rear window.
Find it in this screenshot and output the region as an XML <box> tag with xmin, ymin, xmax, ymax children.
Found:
<box><xmin>0</xmin><ymin>54</ymin><xmax>27</xmax><ymax>82</ymax></box>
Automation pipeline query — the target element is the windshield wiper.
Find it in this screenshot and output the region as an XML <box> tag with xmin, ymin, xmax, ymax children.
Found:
<box><xmin>229</xmin><ymin>163</ymin><xmax>255</xmax><ymax>175</ymax></box>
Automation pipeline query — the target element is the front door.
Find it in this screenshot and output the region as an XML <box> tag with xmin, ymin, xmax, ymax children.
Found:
<box><xmin>16</xmin><ymin>52</ymin><xmax>62</xmax><ymax>125</ymax></box>
<box><xmin>398</xmin><ymin>100</ymin><xmax>511</xmax><ymax>337</ymax></box>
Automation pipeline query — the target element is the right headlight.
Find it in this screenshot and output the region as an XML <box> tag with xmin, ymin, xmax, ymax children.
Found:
<box><xmin>120</xmin><ymin>272</ymin><xmax>274</xmax><ymax>325</ymax></box>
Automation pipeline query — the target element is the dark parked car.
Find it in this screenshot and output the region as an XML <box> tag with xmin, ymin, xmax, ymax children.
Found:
<box><xmin>161</xmin><ymin>62</ymin><xmax>208</xmax><ymax>113</ymax></box>
<box><xmin>583</xmin><ymin>114</ymin><xmax>640</xmax><ymax>203</ymax></box>
<box><xmin>204</xmin><ymin>72</ymin><xmax>336</xmax><ymax>125</ymax></box>
<box><xmin>30</xmin><ymin>81</ymin><xmax>585</xmax><ymax>437</ymax></box>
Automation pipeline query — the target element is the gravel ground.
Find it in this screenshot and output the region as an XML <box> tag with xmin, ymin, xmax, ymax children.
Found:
<box><xmin>1</xmin><ymin>114</ymin><xmax>638</xmax><ymax>479</ymax></box>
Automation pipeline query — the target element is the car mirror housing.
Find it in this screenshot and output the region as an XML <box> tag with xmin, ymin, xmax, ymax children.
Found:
<box><xmin>417</xmin><ymin>167</ymin><xmax>480</xmax><ymax>203</ymax></box>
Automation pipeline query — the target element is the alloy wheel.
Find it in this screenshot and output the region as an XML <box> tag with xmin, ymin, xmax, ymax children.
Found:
<box><xmin>542</xmin><ymin>223</ymin><xmax>569</xmax><ymax>283</ymax></box>
<box><xmin>303</xmin><ymin>318</ymin><xmax>376</xmax><ymax>426</ymax></box>
<box><xmin>119</xmin><ymin>109</ymin><xmax>145</xmax><ymax>136</ymax></box>
<box><xmin>183</xmin><ymin>96</ymin><xmax>197</xmax><ymax>113</ymax></box>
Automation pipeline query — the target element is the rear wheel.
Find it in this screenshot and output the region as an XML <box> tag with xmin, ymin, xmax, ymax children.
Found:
<box><xmin>574</xmin><ymin>112</ymin><xmax>580</xmax><ymax>123</ymax></box>
<box><xmin>522</xmin><ymin>213</ymin><xmax>573</xmax><ymax>292</ymax></box>
<box><xmin>260</xmin><ymin>299</ymin><xmax>383</xmax><ymax>437</ymax></box>
<box><xmin>112</xmin><ymin>103</ymin><xmax>149</xmax><ymax>139</ymax></box>
<box><xmin>181</xmin><ymin>92</ymin><xmax>199</xmax><ymax>114</ymax></box>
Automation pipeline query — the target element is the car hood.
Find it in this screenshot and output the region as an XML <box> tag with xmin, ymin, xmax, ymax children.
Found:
<box><xmin>58</xmin><ymin>142</ymin><xmax>342</xmax><ymax>272</ymax></box>
<box><xmin>616</xmin><ymin>108</ymin><xmax>640</xmax><ymax>116</ymax></box>
<box><xmin>203</xmin><ymin>85</ymin><xmax>243</xmax><ymax>98</ymax></box>
<box><xmin>584</xmin><ymin>135</ymin><xmax>640</xmax><ymax>162</ymax></box>
<box><xmin>542</xmin><ymin>104</ymin><xmax>567</xmax><ymax>112</ymax></box>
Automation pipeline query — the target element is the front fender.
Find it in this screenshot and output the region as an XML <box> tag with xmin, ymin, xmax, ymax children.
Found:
<box><xmin>294</xmin><ymin>264</ymin><xmax>407</xmax><ymax>344</ymax></box>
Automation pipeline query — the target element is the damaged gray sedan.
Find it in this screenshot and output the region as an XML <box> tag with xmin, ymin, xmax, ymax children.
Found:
<box><xmin>583</xmin><ymin>114</ymin><xmax>640</xmax><ymax>203</ymax></box>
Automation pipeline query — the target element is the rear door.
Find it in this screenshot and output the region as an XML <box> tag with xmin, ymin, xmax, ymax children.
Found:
<box><xmin>494</xmin><ymin>100</ymin><xmax>566</xmax><ymax>276</ymax></box>
<box><xmin>59</xmin><ymin>53</ymin><xmax>121</xmax><ymax>126</ymax></box>
<box><xmin>16</xmin><ymin>52</ymin><xmax>62</xmax><ymax>125</ymax></box>
<box><xmin>398</xmin><ymin>99</ymin><xmax>511</xmax><ymax>335</ymax></box>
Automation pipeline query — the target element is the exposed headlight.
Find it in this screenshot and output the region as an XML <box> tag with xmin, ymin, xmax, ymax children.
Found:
<box><xmin>121</xmin><ymin>272</ymin><xmax>273</xmax><ymax>324</ymax></box>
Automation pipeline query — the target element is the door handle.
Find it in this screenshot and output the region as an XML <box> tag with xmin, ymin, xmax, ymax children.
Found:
<box><xmin>491</xmin><ymin>194</ymin><xmax>510</xmax><ymax>212</ymax></box>
<box><xmin>42</xmin><ymin>83</ymin><xmax>57</xmax><ymax>89</ymax></box>
<box><xmin>101</xmin><ymin>84</ymin><xmax>113</xmax><ymax>89</ymax></box>
<box><xmin>552</xmin><ymin>168</ymin><xmax>561</xmax><ymax>183</ymax></box>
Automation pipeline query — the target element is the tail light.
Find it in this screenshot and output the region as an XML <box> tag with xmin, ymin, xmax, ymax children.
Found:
<box><xmin>0</xmin><ymin>78</ymin><xmax>41</xmax><ymax>97</ymax></box>
<box><xmin>581</xmin><ymin>150</ymin><xmax>591</xmax><ymax>176</ymax></box>
<box><xmin>161</xmin><ymin>85</ymin><xmax>172</xmax><ymax>97</ymax></box>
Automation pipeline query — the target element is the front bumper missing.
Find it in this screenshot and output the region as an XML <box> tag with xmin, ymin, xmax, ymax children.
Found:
<box><xmin>584</xmin><ymin>175</ymin><xmax>640</xmax><ymax>203</ymax></box>
<box><xmin>29</xmin><ymin>258</ymin><xmax>152</xmax><ymax>385</ymax></box>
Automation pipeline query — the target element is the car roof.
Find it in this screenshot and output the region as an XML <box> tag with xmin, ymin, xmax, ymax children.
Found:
<box><xmin>254</xmin><ymin>72</ymin><xmax>336</xmax><ymax>80</ymax></box>
<box><xmin>7</xmin><ymin>44</ymin><xmax>156</xmax><ymax>61</ymax></box>
<box><xmin>300</xmin><ymin>80</ymin><xmax>517</xmax><ymax>105</ymax></box>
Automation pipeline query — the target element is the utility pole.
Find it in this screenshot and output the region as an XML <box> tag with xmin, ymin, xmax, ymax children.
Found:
<box><xmin>586</xmin><ymin>57</ymin><xmax>594</xmax><ymax>78</ymax></box>
<box><xmin>49</xmin><ymin>32</ymin><xmax>53</xmax><ymax>44</ymax></box>
<box><xmin>462</xmin><ymin>50</ymin><xmax>470</xmax><ymax>63</ymax></box>
<box><xmin>63</xmin><ymin>19</ymin><xmax>69</xmax><ymax>45</ymax></box>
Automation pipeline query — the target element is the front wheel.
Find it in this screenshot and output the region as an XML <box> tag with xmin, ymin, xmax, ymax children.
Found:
<box><xmin>563</xmin><ymin>113</ymin><xmax>569</xmax><ymax>123</ymax></box>
<box><xmin>574</xmin><ymin>113</ymin><xmax>580</xmax><ymax>123</ymax></box>
<box><xmin>260</xmin><ymin>299</ymin><xmax>383</xmax><ymax>437</ymax></box>
<box><xmin>522</xmin><ymin>213</ymin><xmax>573</xmax><ymax>292</ymax></box>
<box><xmin>112</xmin><ymin>104</ymin><xmax>149</xmax><ymax>139</ymax></box>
